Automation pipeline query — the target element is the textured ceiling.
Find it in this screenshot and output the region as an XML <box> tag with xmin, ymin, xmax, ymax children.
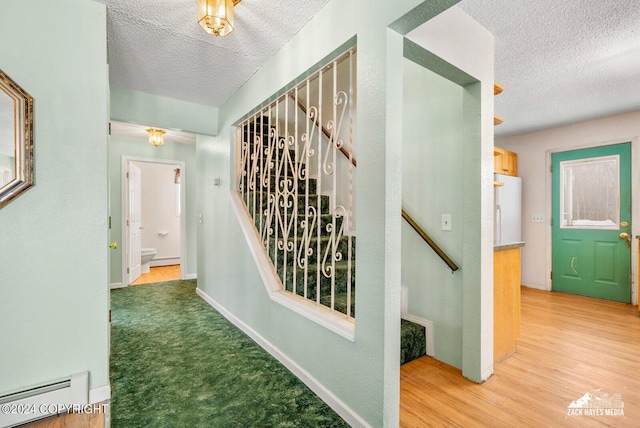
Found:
<box><xmin>97</xmin><ymin>0</ymin><xmax>329</xmax><ymax>108</ymax></box>
<box><xmin>102</xmin><ymin>0</ymin><xmax>640</xmax><ymax>140</ymax></box>
<box><xmin>458</xmin><ymin>0</ymin><xmax>640</xmax><ymax>137</ymax></box>
<box><xmin>111</xmin><ymin>121</ymin><xmax>196</xmax><ymax>145</ymax></box>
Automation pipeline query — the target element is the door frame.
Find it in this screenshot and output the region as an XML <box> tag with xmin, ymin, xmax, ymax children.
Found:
<box><xmin>121</xmin><ymin>156</ymin><xmax>187</xmax><ymax>285</ymax></box>
<box><xmin>544</xmin><ymin>137</ymin><xmax>639</xmax><ymax>305</ymax></box>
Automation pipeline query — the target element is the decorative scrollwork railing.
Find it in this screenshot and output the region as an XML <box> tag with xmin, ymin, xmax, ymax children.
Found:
<box><xmin>237</xmin><ymin>48</ymin><xmax>357</xmax><ymax>319</ymax></box>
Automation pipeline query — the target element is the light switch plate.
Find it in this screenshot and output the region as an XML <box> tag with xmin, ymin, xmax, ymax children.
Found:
<box><xmin>532</xmin><ymin>214</ymin><xmax>545</xmax><ymax>223</ymax></box>
<box><xmin>441</xmin><ymin>214</ymin><xmax>452</xmax><ymax>231</ymax></box>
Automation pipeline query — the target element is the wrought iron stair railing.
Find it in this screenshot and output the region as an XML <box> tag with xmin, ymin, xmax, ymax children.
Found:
<box><xmin>237</xmin><ymin>48</ymin><xmax>357</xmax><ymax>319</ymax></box>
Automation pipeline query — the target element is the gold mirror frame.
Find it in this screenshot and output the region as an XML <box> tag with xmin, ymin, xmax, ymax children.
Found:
<box><xmin>0</xmin><ymin>69</ymin><xmax>34</xmax><ymax>209</ymax></box>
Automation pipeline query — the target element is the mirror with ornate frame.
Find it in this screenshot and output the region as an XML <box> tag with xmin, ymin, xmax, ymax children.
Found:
<box><xmin>0</xmin><ymin>69</ymin><xmax>33</xmax><ymax>208</ymax></box>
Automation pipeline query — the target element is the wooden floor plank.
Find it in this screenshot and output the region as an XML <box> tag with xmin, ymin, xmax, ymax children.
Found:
<box><xmin>21</xmin><ymin>403</ymin><xmax>106</xmax><ymax>428</ymax></box>
<box><xmin>131</xmin><ymin>265</ymin><xmax>180</xmax><ymax>285</ymax></box>
<box><xmin>401</xmin><ymin>287</ymin><xmax>640</xmax><ymax>427</ymax></box>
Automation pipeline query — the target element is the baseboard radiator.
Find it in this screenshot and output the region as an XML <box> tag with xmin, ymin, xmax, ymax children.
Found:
<box><xmin>0</xmin><ymin>371</ymin><xmax>89</xmax><ymax>428</ymax></box>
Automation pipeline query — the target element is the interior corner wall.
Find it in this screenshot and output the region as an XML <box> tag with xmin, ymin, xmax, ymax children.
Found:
<box><xmin>110</xmin><ymin>86</ymin><xmax>219</xmax><ymax>136</ymax></box>
<box><xmin>401</xmin><ymin>60</ymin><xmax>465</xmax><ymax>368</ymax></box>
<box><xmin>196</xmin><ymin>0</ymin><xmax>467</xmax><ymax>425</ymax></box>
<box><xmin>108</xmin><ymin>136</ymin><xmax>198</xmax><ymax>285</ymax></box>
<box><xmin>0</xmin><ymin>0</ymin><xmax>109</xmax><ymax>394</ymax></box>
<box><xmin>497</xmin><ymin>110</ymin><xmax>640</xmax><ymax>291</ymax></box>
<box><xmin>403</xmin><ymin>6</ymin><xmax>494</xmax><ymax>382</ymax></box>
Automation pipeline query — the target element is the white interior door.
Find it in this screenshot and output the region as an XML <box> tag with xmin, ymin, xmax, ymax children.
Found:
<box><xmin>127</xmin><ymin>162</ymin><xmax>142</xmax><ymax>284</ymax></box>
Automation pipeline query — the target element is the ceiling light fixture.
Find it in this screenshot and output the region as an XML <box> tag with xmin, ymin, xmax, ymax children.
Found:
<box><xmin>197</xmin><ymin>0</ymin><xmax>242</xmax><ymax>37</ymax></box>
<box><xmin>146</xmin><ymin>128</ymin><xmax>166</xmax><ymax>147</ymax></box>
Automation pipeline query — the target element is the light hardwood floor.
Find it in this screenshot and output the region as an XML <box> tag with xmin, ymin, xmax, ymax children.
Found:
<box><xmin>21</xmin><ymin>403</ymin><xmax>106</xmax><ymax>428</ymax></box>
<box><xmin>401</xmin><ymin>287</ymin><xmax>640</xmax><ymax>427</ymax></box>
<box><xmin>131</xmin><ymin>265</ymin><xmax>180</xmax><ymax>285</ymax></box>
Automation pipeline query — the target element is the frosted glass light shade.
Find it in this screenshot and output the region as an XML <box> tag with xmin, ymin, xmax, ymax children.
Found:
<box><xmin>197</xmin><ymin>0</ymin><xmax>237</xmax><ymax>37</ymax></box>
<box><xmin>146</xmin><ymin>128</ymin><xmax>166</xmax><ymax>147</ymax></box>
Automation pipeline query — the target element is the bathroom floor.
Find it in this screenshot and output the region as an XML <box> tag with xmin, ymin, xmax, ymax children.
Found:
<box><xmin>131</xmin><ymin>265</ymin><xmax>180</xmax><ymax>285</ymax></box>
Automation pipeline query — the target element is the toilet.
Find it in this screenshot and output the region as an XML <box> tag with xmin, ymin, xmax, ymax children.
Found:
<box><xmin>141</xmin><ymin>248</ymin><xmax>157</xmax><ymax>274</ymax></box>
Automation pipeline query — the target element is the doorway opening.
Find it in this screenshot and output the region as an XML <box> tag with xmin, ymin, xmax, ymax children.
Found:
<box><xmin>122</xmin><ymin>157</ymin><xmax>186</xmax><ymax>286</ymax></box>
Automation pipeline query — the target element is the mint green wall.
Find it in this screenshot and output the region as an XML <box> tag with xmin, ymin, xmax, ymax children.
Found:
<box><xmin>108</xmin><ymin>83</ymin><xmax>218</xmax><ymax>285</ymax></box>
<box><xmin>0</xmin><ymin>0</ymin><xmax>109</xmax><ymax>393</ymax></box>
<box><xmin>402</xmin><ymin>60</ymin><xmax>465</xmax><ymax>368</ymax></box>
<box><xmin>403</xmin><ymin>6</ymin><xmax>495</xmax><ymax>382</ymax></box>
<box><xmin>110</xmin><ymin>87</ymin><xmax>219</xmax><ymax>136</ymax></box>
<box><xmin>108</xmin><ymin>136</ymin><xmax>198</xmax><ymax>285</ymax></box>
<box><xmin>196</xmin><ymin>1</ymin><xmax>467</xmax><ymax>425</ymax></box>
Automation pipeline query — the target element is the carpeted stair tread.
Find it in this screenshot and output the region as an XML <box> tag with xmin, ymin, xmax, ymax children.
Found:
<box><xmin>245</xmin><ymin>192</ymin><xmax>330</xmax><ymax>215</ymax></box>
<box><xmin>280</xmin><ymin>260</ymin><xmax>355</xmax><ymax>298</ymax></box>
<box><xmin>400</xmin><ymin>319</ymin><xmax>427</xmax><ymax>365</ymax></box>
<box><xmin>320</xmin><ymin>291</ymin><xmax>356</xmax><ymax>317</ymax></box>
<box><xmin>260</xmin><ymin>176</ymin><xmax>317</xmax><ymax>194</ymax></box>
<box><xmin>241</xmin><ymin>120</ymin><xmax>356</xmax><ymax>318</ymax></box>
<box><xmin>266</xmin><ymin>235</ymin><xmax>355</xmax><ymax>265</ymax></box>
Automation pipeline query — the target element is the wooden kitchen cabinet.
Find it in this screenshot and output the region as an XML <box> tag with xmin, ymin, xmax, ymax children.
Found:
<box><xmin>494</xmin><ymin>147</ymin><xmax>518</xmax><ymax>176</ymax></box>
<box><xmin>494</xmin><ymin>245</ymin><xmax>522</xmax><ymax>363</ymax></box>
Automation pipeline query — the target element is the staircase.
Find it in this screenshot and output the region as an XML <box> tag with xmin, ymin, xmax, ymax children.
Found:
<box><xmin>400</xmin><ymin>319</ymin><xmax>426</xmax><ymax>365</ymax></box>
<box><xmin>240</xmin><ymin>120</ymin><xmax>428</xmax><ymax>364</ymax></box>
<box><xmin>240</xmin><ymin>119</ymin><xmax>356</xmax><ymax>318</ymax></box>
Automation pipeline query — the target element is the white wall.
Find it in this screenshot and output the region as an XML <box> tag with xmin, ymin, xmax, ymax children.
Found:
<box><xmin>0</xmin><ymin>154</ymin><xmax>13</xmax><ymax>171</ymax></box>
<box><xmin>0</xmin><ymin>154</ymin><xmax>12</xmax><ymax>187</ymax></box>
<box><xmin>135</xmin><ymin>161</ymin><xmax>181</xmax><ymax>264</ymax></box>
<box><xmin>498</xmin><ymin>109</ymin><xmax>640</xmax><ymax>296</ymax></box>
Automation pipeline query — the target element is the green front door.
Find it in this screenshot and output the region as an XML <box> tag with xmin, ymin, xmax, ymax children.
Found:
<box><xmin>552</xmin><ymin>143</ymin><xmax>631</xmax><ymax>303</ymax></box>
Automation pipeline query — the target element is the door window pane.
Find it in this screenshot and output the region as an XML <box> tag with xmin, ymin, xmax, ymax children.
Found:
<box><xmin>559</xmin><ymin>155</ymin><xmax>619</xmax><ymax>229</ymax></box>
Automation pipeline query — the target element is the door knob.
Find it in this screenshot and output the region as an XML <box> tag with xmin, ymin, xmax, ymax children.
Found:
<box><xmin>109</xmin><ymin>241</ymin><xmax>118</xmax><ymax>249</ymax></box>
<box><xmin>619</xmin><ymin>232</ymin><xmax>631</xmax><ymax>243</ymax></box>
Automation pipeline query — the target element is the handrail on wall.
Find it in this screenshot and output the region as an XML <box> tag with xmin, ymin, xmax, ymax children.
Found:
<box><xmin>402</xmin><ymin>209</ymin><xmax>460</xmax><ymax>272</ymax></box>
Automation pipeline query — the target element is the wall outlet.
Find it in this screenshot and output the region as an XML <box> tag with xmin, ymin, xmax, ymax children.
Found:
<box><xmin>531</xmin><ymin>214</ymin><xmax>545</xmax><ymax>223</ymax></box>
<box><xmin>441</xmin><ymin>214</ymin><xmax>452</xmax><ymax>231</ymax></box>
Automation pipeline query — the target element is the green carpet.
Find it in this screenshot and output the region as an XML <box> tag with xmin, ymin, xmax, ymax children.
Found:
<box><xmin>400</xmin><ymin>319</ymin><xmax>426</xmax><ymax>365</ymax></box>
<box><xmin>110</xmin><ymin>279</ymin><xmax>349</xmax><ymax>428</ymax></box>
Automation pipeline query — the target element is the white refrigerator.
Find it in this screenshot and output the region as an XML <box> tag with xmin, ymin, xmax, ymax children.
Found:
<box><xmin>494</xmin><ymin>173</ymin><xmax>522</xmax><ymax>245</ymax></box>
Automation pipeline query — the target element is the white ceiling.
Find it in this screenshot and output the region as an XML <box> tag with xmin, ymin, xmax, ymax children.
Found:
<box><xmin>101</xmin><ymin>0</ymin><xmax>640</xmax><ymax>140</ymax></box>
<box><xmin>459</xmin><ymin>0</ymin><xmax>640</xmax><ymax>137</ymax></box>
<box><xmin>97</xmin><ymin>0</ymin><xmax>329</xmax><ymax>108</ymax></box>
<box><xmin>110</xmin><ymin>121</ymin><xmax>196</xmax><ymax>144</ymax></box>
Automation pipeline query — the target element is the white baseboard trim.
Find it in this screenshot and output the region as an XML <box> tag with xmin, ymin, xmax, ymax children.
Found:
<box><xmin>402</xmin><ymin>314</ymin><xmax>434</xmax><ymax>357</ymax></box>
<box><xmin>150</xmin><ymin>258</ymin><xmax>180</xmax><ymax>268</ymax></box>
<box><xmin>109</xmin><ymin>282</ymin><xmax>126</xmax><ymax>290</ymax></box>
<box><xmin>400</xmin><ymin>286</ymin><xmax>408</xmax><ymax>316</ymax></box>
<box><xmin>183</xmin><ymin>273</ymin><xmax>197</xmax><ymax>280</ymax></box>
<box><xmin>522</xmin><ymin>282</ymin><xmax>547</xmax><ymax>291</ymax></box>
<box><xmin>195</xmin><ymin>287</ymin><xmax>370</xmax><ymax>428</ymax></box>
<box><xmin>89</xmin><ymin>385</ymin><xmax>110</xmax><ymax>404</ymax></box>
